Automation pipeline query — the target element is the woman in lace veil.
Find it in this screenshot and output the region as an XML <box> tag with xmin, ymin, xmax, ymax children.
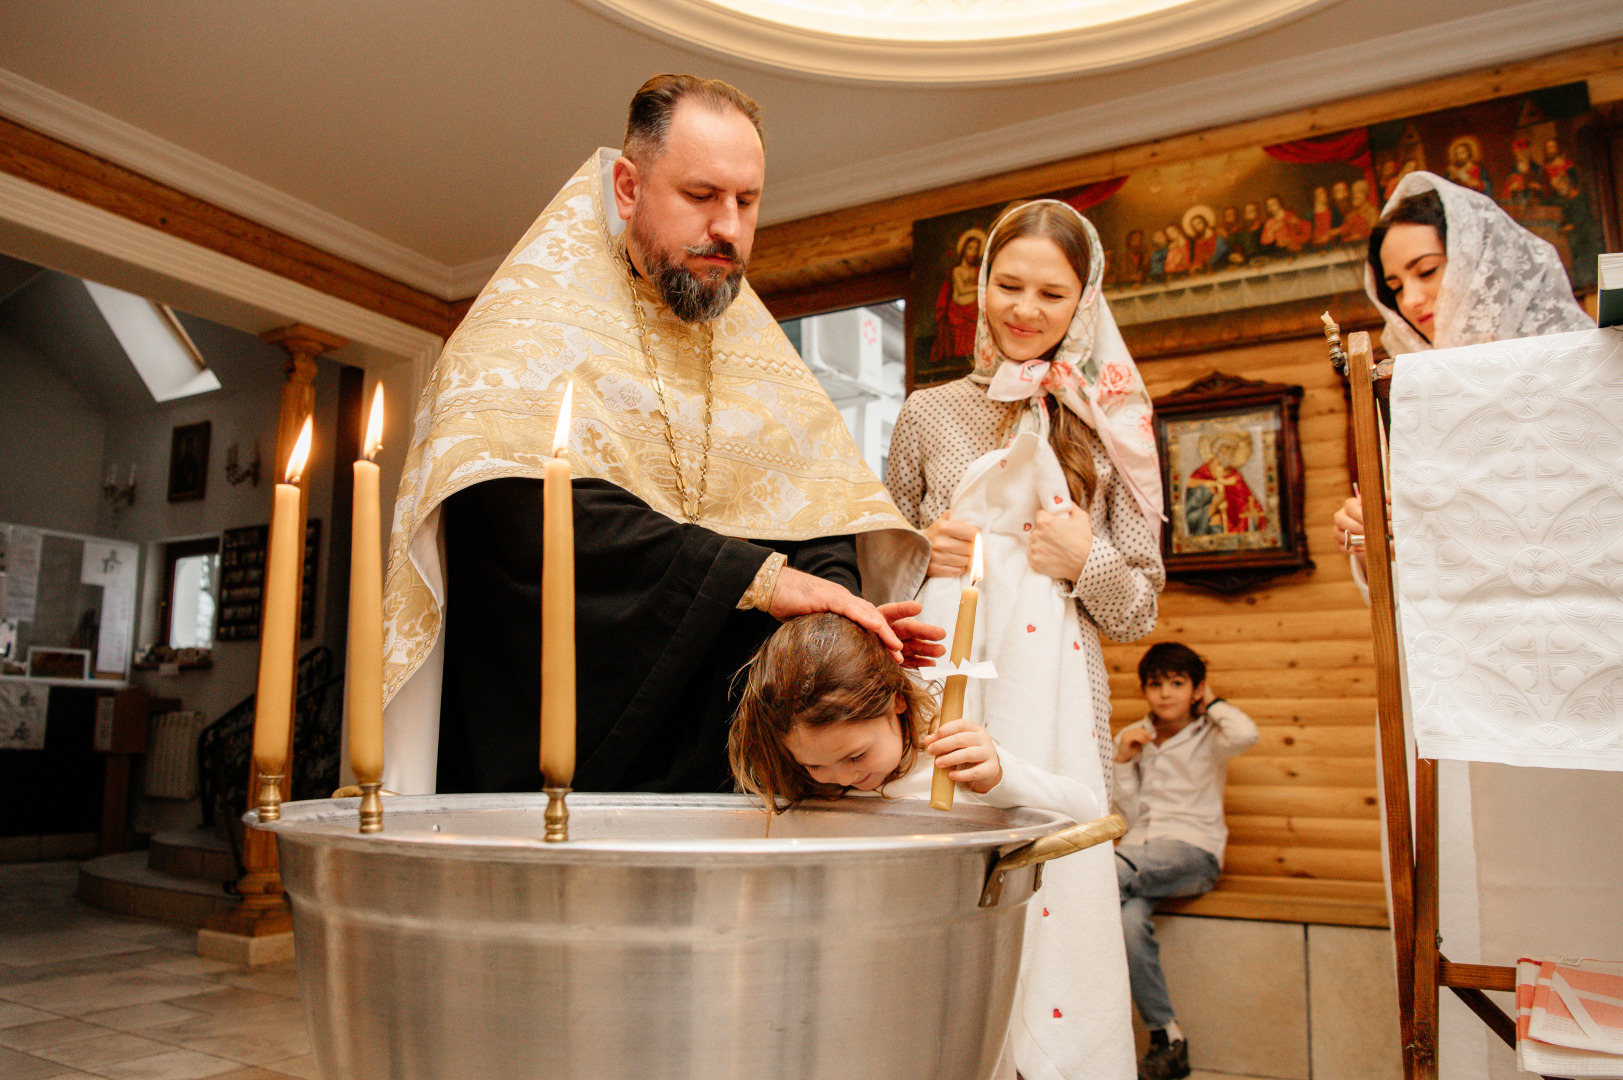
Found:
<box><xmin>1363</xmin><ymin>170</ymin><xmax>1592</xmax><ymax>354</ymax></box>
<box><xmin>1334</xmin><ymin>170</ymin><xmax>1595</xmax><ymax>556</ymax></box>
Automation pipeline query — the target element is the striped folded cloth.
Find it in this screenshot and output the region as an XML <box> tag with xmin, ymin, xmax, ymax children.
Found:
<box><xmin>1516</xmin><ymin>958</ymin><xmax>1623</xmax><ymax>1078</ymax></box>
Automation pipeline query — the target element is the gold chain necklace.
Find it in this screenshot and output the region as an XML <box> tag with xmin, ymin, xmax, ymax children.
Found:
<box><xmin>627</xmin><ymin>261</ymin><xmax>714</xmax><ymax>523</ymax></box>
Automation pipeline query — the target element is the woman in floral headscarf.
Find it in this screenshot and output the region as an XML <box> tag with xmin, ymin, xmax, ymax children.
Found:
<box><xmin>885</xmin><ymin>199</ymin><xmax>1164</xmax><ymax>1080</ymax></box>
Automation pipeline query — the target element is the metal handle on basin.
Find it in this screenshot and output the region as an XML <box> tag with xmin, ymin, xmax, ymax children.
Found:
<box><xmin>979</xmin><ymin>813</ymin><xmax>1128</xmax><ymax>907</ymax></box>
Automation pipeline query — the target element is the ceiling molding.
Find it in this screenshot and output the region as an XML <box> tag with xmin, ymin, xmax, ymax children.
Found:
<box><xmin>0</xmin><ymin>67</ymin><xmax>481</xmax><ymax>302</ymax></box>
<box><xmin>760</xmin><ymin>0</ymin><xmax>1623</xmax><ymax>226</ymax></box>
<box><xmin>0</xmin><ymin>169</ymin><xmax>444</xmax><ymax>369</ymax></box>
<box><xmin>573</xmin><ymin>0</ymin><xmax>1335</xmax><ymax>87</ymax></box>
<box><xmin>449</xmin><ymin>255</ymin><xmax>506</xmax><ymax>299</ymax></box>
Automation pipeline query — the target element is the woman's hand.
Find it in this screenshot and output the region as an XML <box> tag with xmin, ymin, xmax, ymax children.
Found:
<box><xmin>1333</xmin><ymin>495</ymin><xmax>1365</xmax><ymax>553</ymax></box>
<box><xmin>1115</xmin><ymin>727</ymin><xmax>1152</xmax><ymax>763</ymax></box>
<box><xmin>924</xmin><ymin>513</ymin><xmax>979</xmax><ymax>578</ymax></box>
<box><xmin>923</xmin><ymin>718</ymin><xmax>1003</xmax><ymax>794</ymax></box>
<box><xmin>876</xmin><ymin>601</ymin><xmax>946</xmax><ymax>669</ymax></box>
<box><xmin>1028</xmin><ymin>506</ymin><xmax>1093</xmax><ymax>582</ymax></box>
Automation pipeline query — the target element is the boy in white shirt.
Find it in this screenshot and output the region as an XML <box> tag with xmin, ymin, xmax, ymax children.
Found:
<box><xmin>1113</xmin><ymin>642</ymin><xmax>1258</xmax><ymax>1080</ymax></box>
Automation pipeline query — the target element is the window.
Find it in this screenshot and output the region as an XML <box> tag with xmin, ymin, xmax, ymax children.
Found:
<box><xmin>160</xmin><ymin>538</ymin><xmax>220</xmax><ymax>650</ymax></box>
<box><xmin>778</xmin><ymin>300</ymin><xmax>905</xmax><ymax>480</ymax></box>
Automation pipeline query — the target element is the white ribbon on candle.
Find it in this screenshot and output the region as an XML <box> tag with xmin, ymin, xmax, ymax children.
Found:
<box><xmin>913</xmin><ymin>659</ymin><xmax>999</xmax><ymax>682</ymax></box>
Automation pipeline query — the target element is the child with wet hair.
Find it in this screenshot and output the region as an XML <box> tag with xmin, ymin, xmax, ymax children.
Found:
<box><xmin>731</xmin><ymin>612</ymin><xmax>1112</xmax><ymax>1080</ymax></box>
<box><xmin>729</xmin><ymin>612</ymin><xmax>1098</xmax><ymax>824</ymax></box>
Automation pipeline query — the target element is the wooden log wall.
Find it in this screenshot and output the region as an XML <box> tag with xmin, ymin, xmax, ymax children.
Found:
<box><xmin>1104</xmin><ymin>335</ymin><xmax>1389</xmax><ymax>927</ymax></box>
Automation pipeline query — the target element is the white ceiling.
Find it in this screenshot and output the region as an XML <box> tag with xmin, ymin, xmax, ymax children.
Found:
<box><xmin>1</xmin><ymin>0</ymin><xmax>1619</xmax><ymax>300</ymax></box>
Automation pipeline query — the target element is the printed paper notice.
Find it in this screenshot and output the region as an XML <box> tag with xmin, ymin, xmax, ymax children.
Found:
<box><xmin>1</xmin><ymin>527</ymin><xmax>41</xmax><ymax>622</ymax></box>
<box><xmin>0</xmin><ymin>681</ymin><xmax>48</xmax><ymax>750</ymax></box>
<box><xmin>97</xmin><ymin>585</ymin><xmax>133</xmax><ymax>675</ymax></box>
<box><xmin>81</xmin><ymin>540</ymin><xmax>137</xmax><ymax>590</ymax></box>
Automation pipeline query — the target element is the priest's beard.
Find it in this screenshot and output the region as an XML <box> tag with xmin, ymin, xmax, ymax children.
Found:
<box><xmin>629</xmin><ymin>218</ymin><xmax>745</xmax><ymax>324</ymax></box>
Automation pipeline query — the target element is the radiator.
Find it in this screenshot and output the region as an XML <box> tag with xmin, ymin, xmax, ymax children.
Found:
<box><xmin>144</xmin><ymin>710</ymin><xmax>208</xmax><ymax>799</ymax></box>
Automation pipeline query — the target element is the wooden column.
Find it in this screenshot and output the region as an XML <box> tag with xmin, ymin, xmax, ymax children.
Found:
<box><xmin>207</xmin><ymin>323</ymin><xmax>346</xmax><ymax>945</ymax></box>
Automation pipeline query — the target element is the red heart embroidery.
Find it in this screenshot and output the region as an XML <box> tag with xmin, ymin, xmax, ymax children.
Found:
<box><xmin>1022</xmin><ymin>522</ymin><xmax>1032</xmax><ymax>532</ymax></box>
<box><xmin>1026</xmin><ymin>624</ymin><xmax>1036</xmax><ymax>633</ymax></box>
<box><xmin>1042</xmin><ymin>908</ymin><xmax>1049</xmax><ymax>916</ymax></box>
<box><xmin>999</xmin><ymin>460</ymin><xmax>1007</xmax><ymax>469</ymax></box>
<box><xmin>1053</xmin><ymin>495</ymin><xmax>1062</xmax><ymax>505</ymax></box>
<box><xmin>1072</xmin><ymin>642</ymin><xmax>1081</xmax><ymax>651</ymax></box>
<box><xmin>1053</xmin><ymin>1008</ymin><xmax>1063</xmax><ymax>1019</ymax></box>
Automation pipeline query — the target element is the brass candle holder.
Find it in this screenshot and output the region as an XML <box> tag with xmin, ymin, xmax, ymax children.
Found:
<box><xmin>357</xmin><ymin>782</ymin><xmax>384</xmax><ymax>834</ymax></box>
<box><xmin>544</xmin><ymin>787</ymin><xmax>571</xmax><ymax>843</ymax></box>
<box><xmin>256</xmin><ymin>772</ymin><xmax>284</xmax><ymax>823</ymax></box>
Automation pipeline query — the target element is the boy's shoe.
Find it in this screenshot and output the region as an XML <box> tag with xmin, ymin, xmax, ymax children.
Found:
<box><xmin>1138</xmin><ymin>1037</ymin><xmax>1190</xmax><ymax>1080</ymax></box>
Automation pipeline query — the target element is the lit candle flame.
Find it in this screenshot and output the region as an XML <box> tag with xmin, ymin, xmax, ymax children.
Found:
<box><xmin>552</xmin><ymin>383</ymin><xmax>573</xmax><ymax>457</ymax></box>
<box><xmin>286</xmin><ymin>416</ymin><xmax>313</xmax><ymax>484</ymax></box>
<box><xmin>364</xmin><ymin>384</ymin><xmax>384</xmax><ymax>461</ymax></box>
<box><xmin>970</xmin><ymin>532</ymin><xmax>983</xmax><ymax>585</ymax></box>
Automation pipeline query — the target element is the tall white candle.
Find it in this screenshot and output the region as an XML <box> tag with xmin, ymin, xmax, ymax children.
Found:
<box><xmin>251</xmin><ymin>417</ymin><xmax>311</xmax><ymax>784</ymax></box>
<box><xmin>540</xmin><ymin>383</ymin><xmax>576</xmax><ymax>788</ymax></box>
<box><xmin>347</xmin><ymin>386</ymin><xmax>385</xmax><ymax>788</ymax></box>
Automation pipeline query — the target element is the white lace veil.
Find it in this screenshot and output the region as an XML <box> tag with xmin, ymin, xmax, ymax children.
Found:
<box><xmin>1362</xmin><ymin>171</ymin><xmax>1594</xmax><ymax>355</ymax></box>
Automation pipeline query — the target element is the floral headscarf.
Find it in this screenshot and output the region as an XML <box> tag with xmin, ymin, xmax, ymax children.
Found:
<box><xmin>972</xmin><ymin>199</ymin><xmax>1164</xmax><ymax>522</ymax></box>
<box><xmin>1364</xmin><ymin>171</ymin><xmax>1593</xmax><ymax>355</ymax></box>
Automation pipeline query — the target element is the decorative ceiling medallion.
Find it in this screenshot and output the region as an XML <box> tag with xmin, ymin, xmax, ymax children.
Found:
<box><xmin>573</xmin><ymin>0</ymin><xmax>1335</xmax><ymax>85</ymax></box>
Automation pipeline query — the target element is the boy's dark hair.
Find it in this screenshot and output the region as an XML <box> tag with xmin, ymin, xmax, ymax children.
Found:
<box><xmin>1138</xmin><ymin>642</ymin><xmax>1206</xmax><ymax>686</ymax></box>
<box><xmin>1367</xmin><ymin>189</ymin><xmax>1447</xmax><ymax>314</ymax></box>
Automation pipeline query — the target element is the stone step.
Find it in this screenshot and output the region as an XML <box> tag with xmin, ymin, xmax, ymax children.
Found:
<box><xmin>148</xmin><ymin>828</ymin><xmax>237</xmax><ymax>882</ymax></box>
<box><xmin>77</xmin><ymin>851</ymin><xmax>238</xmax><ymax>928</ymax></box>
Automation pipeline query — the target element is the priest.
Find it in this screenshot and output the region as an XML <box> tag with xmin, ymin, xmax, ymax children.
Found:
<box><xmin>380</xmin><ymin>75</ymin><xmax>933</xmax><ymax>795</ymax></box>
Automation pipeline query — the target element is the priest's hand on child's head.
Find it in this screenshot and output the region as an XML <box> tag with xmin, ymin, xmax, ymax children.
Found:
<box><xmin>768</xmin><ymin>567</ymin><xmax>905</xmax><ymax>660</ymax></box>
<box><xmin>877</xmin><ymin>600</ymin><xmax>946</xmax><ymax>668</ymax></box>
<box><xmin>1028</xmin><ymin>506</ymin><xmax>1094</xmax><ymax>582</ymax></box>
<box><xmin>924</xmin><ymin>513</ymin><xmax>979</xmax><ymax>578</ymax></box>
<box><xmin>923</xmin><ymin>719</ymin><xmax>1003</xmax><ymax>794</ymax></box>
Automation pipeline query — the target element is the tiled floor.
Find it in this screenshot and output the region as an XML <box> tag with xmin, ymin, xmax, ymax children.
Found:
<box><xmin>0</xmin><ymin>862</ymin><xmax>313</xmax><ymax>1080</ymax></box>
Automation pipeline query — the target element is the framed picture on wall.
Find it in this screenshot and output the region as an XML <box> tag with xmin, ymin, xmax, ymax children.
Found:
<box><xmin>1154</xmin><ymin>372</ymin><xmax>1312</xmax><ymax>592</ymax></box>
<box><xmin>168</xmin><ymin>421</ymin><xmax>211</xmax><ymax>503</ymax></box>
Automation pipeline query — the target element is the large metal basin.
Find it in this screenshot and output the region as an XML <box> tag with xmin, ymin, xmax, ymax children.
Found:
<box><xmin>257</xmin><ymin>792</ymin><xmax>1086</xmax><ymax>1080</ymax></box>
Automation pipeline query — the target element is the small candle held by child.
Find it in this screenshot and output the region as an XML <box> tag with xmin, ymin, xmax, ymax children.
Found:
<box><xmin>932</xmin><ymin>533</ymin><xmax>983</xmax><ymax>811</ymax></box>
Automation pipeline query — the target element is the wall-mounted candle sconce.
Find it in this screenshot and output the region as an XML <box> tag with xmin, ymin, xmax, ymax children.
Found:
<box><xmin>225</xmin><ymin>442</ymin><xmax>262</xmax><ymax>487</ymax></box>
<box><xmin>102</xmin><ymin>464</ymin><xmax>137</xmax><ymax>512</ymax></box>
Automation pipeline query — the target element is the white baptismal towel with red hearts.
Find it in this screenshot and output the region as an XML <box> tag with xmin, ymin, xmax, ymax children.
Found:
<box><xmin>917</xmin><ymin>415</ymin><xmax>1134</xmax><ymax>1080</ymax></box>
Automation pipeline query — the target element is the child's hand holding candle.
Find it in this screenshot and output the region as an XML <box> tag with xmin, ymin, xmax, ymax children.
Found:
<box><xmin>921</xmin><ymin>718</ymin><xmax>1003</xmax><ymax>794</ymax></box>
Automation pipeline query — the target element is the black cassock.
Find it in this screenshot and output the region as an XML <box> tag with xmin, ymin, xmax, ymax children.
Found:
<box><xmin>436</xmin><ymin>477</ymin><xmax>860</xmax><ymax>794</ymax></box>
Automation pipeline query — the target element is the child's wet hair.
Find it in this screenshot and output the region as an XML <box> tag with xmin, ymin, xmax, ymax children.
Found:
<box><xmin>1137</xmin><ymin>641</ymin><xmax>1206</xmax><ymax>687</ymax></box>
<box><xmin>729</xmin><ymin>612</ymin><xmax>935</xmax><ymax>811</ymax></box>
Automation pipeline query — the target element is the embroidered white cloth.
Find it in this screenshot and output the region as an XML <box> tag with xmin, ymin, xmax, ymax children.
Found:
<box><xmin>1390</xmin><ymin>327</ymin><xmax>1623</xmax><ymax>769</ymax></box>
<box><xmin>916</xmin><ymin>410</ymin><xmax>1134</xmax><ymax>1080</ymax></box>
<box><xmin>1516</xmin><ymin>958</ymin><xmax>1623</xmax><ymax>1078</ymax></box>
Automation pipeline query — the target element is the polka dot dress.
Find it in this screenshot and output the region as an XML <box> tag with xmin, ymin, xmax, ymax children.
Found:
<box><xmin>885</xmin><ymin>376</ymin><xmax>1165</xmax><ymax>795</ymax></box>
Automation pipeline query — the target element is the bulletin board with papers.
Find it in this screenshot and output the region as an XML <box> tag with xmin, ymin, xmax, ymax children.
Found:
<box><xmin>0</xmin><ymin>523</ymin><xmax>139</xmax><ymax>688</ymax></box>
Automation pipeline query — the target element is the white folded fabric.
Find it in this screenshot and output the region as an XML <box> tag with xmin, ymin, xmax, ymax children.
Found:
<box><xmin>1390</xmin><ymin>328</ymin><xmax>1623</xmax><ymax>769</ymax></box>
